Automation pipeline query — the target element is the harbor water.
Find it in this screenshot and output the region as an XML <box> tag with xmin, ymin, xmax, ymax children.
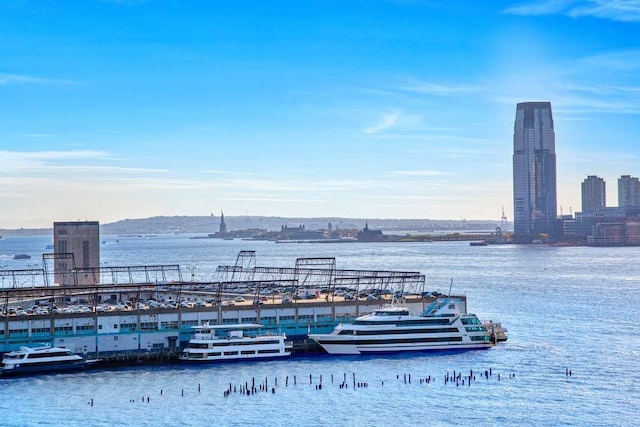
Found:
<box><xmin>1</xmin><ymin>235</ymin><xmax>639</xmax><ymax>426</ymax></box>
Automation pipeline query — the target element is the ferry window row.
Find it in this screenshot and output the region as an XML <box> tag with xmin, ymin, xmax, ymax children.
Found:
<box><xmin>338</xmin><ymin>327</ymin><xmax>459</xmax><ymax>336</ymax></box>
<box><xmin>189</xmin><ymin>340</ymin><xmax>282</xmax><ymax>348</ymax></box>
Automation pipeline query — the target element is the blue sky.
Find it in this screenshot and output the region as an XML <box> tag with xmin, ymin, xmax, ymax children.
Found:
<box><xmin>1</xmin><ymin>0</ymin><xmax>639</xmax><ymax>228</ymax></box>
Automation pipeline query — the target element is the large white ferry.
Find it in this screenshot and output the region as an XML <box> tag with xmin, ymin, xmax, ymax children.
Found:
<box><xmin>309</xmin><ymin>298</ymin><xmax>494</xmax><ymax>355</ymax></box>
<box><xmin>0</xmin><ymin>345</ymin><xmax>97</xmax><ymax>376</ymax></box>
<box><xmin>181</xmin><ymin>323</ymin><xmax>292</xmax><ymax>362</ymax></box>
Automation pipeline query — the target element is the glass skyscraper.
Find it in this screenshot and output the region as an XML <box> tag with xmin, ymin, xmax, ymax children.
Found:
<box><xmin>513</xmin><ymin>102</ymin><xmax>557</xmax><ymax>242</ymax></box>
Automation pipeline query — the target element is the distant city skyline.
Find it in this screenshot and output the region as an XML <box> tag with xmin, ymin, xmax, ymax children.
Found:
<box><xmin>1</xmin><ymin>2</ymin><xmax>639</xmax><ymax>228</ymax></box>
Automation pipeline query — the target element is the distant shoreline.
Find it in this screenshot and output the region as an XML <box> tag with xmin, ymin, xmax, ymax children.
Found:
<box><xmin>1</xmin><ymin>215</ymin><xmax>507</xmax><ymax>238</ymax></box>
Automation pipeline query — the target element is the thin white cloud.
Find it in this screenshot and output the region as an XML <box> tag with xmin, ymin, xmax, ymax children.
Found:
<box><xmin>580</xmin><ymin>49</ymin><xmax>640</xmax><ymax>73</ymax></box>
<box><xmin>392</xmin><ymin>170</ymin><xmax>451</xmax><ymax>177</ymax></box>
<box><xmin>504</xmin><ymin>0</ymin><xmax>578</xmax><ymax>15</ymax></box>
<box><xmin>200</xmin><ymin>170</ymin><xmax>239</xmax><ymax>175</ymax></box>
<box><xmin>398</xmin><ymin>77</ymin><xmax>483</xmax><ymax>96</ymax></box>
<box><xmin>363</xmin><ymin>110</ymin><xmax>402</xmax><ymax>134</ymax></box>
<box><xmin>220</xmin><ymin>196</ymin><xmax>326</xmax><ymax>203</ymax></box>
<box><xmin>0</xmin><ymin>73</ymin><xmax>80</xmax><ymax>86</ymax></box>
<box><xmin>0</xmin><ymin>150</ymin><xmax>111</xmax><ymax>160</ymax></box>
<box><xmin>22</xmin><ymin>133</ymin><xmax>57</xmax><ymax>138</ymax></box>
<box><xmin>505</xmin><ymin>0</ymin><xmax>640</xmax><ymax>22</ymax></box>
<box><xmin>37</xmin><ymin>165</ymin><xmax>168</xmax><ymax>174</ymax></box>
<box><xmin>550</xmin><ymin>51</ymin><xmax>640</xmax><ymax>113</ymax></box>
<box><xmin>570</xmin><ymin>0</ymin><xmax>640</xmax><ymax>22</ymax></box>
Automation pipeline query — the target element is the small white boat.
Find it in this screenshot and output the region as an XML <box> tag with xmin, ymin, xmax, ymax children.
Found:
<box><xmin>483</xmin><ymin>320</ymin><xmax>508</xmax><ymax>342</ymax></box>
<box><xmin>181</xmin><ymin>323</ymin><xmax>292</xmax><ymax>362</ymax></box>
<box><xmin>0</xmin><ymin>344</ymin><xmax>97</xmax><ymax>376</ymax></box>
<box><xmin>309</xmin><ymin>298</ymin><xmax>494</xmax><ymax>355</ymax></box>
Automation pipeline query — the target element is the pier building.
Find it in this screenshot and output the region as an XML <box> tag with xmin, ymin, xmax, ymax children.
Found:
<box><xmin>53</xmin><ymin>221</ymin><xmax>100</xmax><ymax>286</ymax></box>
<box><xmin>0</xmin><ymin>252</ymin><xmax>444</xmax><ymax>360</ymax></box>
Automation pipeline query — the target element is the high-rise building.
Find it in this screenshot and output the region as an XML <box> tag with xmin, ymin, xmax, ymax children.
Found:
<box><xmin>512</xmin><ymin>102</ymin><xmax>557</xmax><ymax>242</ymax></box>
<box><xmin>618</xmin><ymin>175</ymin><xmax>640</xmax><ymax>207</ymax></box>
<box><xmin>581</xmin><ymin>175</ymin><xmax>606</xmax><ymax>211</ymax></box>
<box><xmin>53</xmin><ymin>221</ymin><xmax>100</xmax><ymax>285</ymax></box>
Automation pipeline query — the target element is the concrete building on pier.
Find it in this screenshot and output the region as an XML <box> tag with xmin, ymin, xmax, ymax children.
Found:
<box><xmin>53</xmin><ymin>221</ymin><xmax>100</xmax><ymax>286</ymax></box>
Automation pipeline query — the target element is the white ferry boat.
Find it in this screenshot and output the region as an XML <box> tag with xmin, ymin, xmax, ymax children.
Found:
<box><xmin>181</xmin><ymin>323</ymin><xmax>292</xmax><ymax>362</ymax></box>
<box><xmin>0</xmin><ymin>345</ymin><xmax>97</xmax><ymax>376</ymax></box>
<box><xmin>309</xmin><ymin>298</ymin><xmax>494</xmax><ymax>355</ymax></box>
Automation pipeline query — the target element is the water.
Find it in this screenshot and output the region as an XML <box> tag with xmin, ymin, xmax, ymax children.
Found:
<box><xmin>1</xmin><ymin>235</ymin><xmax>639</xmax><ymax>426</ymax></box>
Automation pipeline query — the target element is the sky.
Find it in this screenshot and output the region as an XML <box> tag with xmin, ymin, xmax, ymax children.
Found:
<box><xmin>1</xmin><ymin>0</ymin><xmax>639</xmax><ymax>228</ymax></box>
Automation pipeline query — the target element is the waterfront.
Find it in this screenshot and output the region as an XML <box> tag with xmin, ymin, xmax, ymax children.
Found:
<box><xmin>1</xmin><ymin>235</ymin><xmax>639</xmax><ymax>426</ymax></box>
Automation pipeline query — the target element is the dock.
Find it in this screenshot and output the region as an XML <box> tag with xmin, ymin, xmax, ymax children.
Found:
<box><xmin>0</xmin><ymin>252</ymin><xmax>460</xmax><ymax>362</ymax></box>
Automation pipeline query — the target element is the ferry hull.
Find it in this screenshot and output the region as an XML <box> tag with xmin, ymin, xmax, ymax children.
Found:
<box><xmin>311</xmin><ymin>341</ymin><xmax>492</xmax><ymax>355</ymax></box>
<box><xmin>0</xmin><ymin>360</ymin><xmax>96</xmax><ymax>377</ymax></box>
<box><xmin>180</xmin><ymin>352</ymin><xmax>291</xmax><ymax>363</ymax></box>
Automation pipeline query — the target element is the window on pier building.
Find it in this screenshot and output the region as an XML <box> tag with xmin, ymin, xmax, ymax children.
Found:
<box><xmin>120</xmin><ymin>323</ymin><xmax>137</xmax><ymax>331</ymax></box>
<box><xmin>82</xmin><ymin>240</ymin><xmax>90</xmax><ymax>268</ymax></box>
<box><xmin>140</xmin><ymin>322</ymin><xmax>157</xmax><ymax>330</ymax></box>
<box><xmin>181</xmin><ymin>320</ymin><xmax>198</xmax><ymax>326</ymax></box>
<box><xmin>161</xmin><ymin>321</ymin><xmax>179</xmax><ymax>329</ymax></box>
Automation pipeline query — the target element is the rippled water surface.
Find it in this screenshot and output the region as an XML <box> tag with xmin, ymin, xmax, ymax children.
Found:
<box><xmin>1</xmin><ymin>236</ymin><xmax>639</xmax><ymax>426</ymax></box>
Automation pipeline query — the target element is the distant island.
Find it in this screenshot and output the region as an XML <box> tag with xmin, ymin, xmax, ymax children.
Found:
<box><xmin>0</xmin><ymin>215</ymin><xmax>508</xmax><ymax>237</ymax></box>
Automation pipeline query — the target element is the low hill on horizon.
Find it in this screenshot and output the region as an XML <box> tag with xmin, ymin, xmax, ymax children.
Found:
<box><xmin>1</xmin><ymin>215</ymin><xmax>507</xmax><ymax>236</ymax></box>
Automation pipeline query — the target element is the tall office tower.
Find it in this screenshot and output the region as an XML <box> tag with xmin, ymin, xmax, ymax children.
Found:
<box><xmin>581</xmin><ymin>175</ymin><xmax>606</xmax><ymax>211</ymax></box>
<box><xmin>618</xmin><ymin>175</ymin><xmax>640</xmax><ymax>207</ymax></box>
<box><xmin>53</xmin><ymin>221</ymin><xmax>100</xmax><ymax>285</ymax></box>
<box><xmin>513</xmin><ymin>102</ymin><xmax>557</xmax><ymax>241</ymax></box>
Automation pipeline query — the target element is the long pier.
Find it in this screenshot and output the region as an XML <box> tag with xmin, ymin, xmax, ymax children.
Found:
<box><xmin>0</xmin><ymin>253</ymin><xmax>455</xmax><ymax>361</ymax></box>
